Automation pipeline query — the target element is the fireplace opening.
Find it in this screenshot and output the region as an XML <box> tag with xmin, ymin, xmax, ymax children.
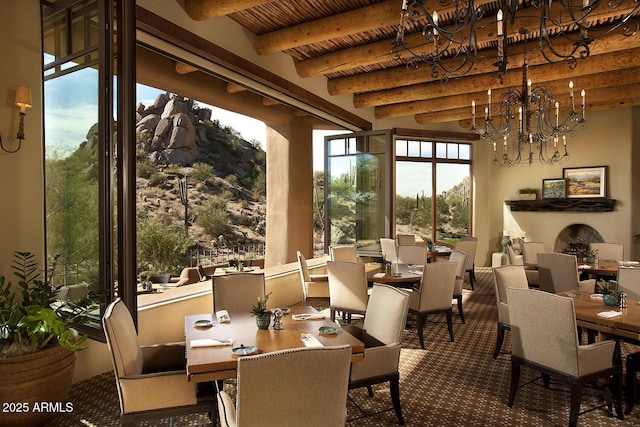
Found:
<box><xmin>554</xmin><ymin>224</ymin><xmax>604</xmax><ymax>259</ymax></box>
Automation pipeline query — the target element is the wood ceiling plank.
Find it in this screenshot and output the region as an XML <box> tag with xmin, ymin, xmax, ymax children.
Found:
<box><xmin>354</xmin><ymin>48</ymin><xmax>640</xmax><ymax>108</ymax></box>
<box><xmin>183</xmin><ymin>0</ymin><xmax>273</xmax><ymax>20</ymax></box>
<box><xmin>329</xmin><ymin>29</ymin><xmax>640</xmax><ymax>96</ymax></box>
<box><xmin>414</xmin><ymin>83</ymin><xmax>640</xmax><ymax>123</ymax></box>
<box><xmin>375</xmin><ymin>67</ymin><xmax>640</xmax><ymax>119</ymax></box>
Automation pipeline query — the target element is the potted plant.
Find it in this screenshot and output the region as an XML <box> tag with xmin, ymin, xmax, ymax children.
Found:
<box><xmin>251</xmin><ymin>291</ymin><xmax>272</xmax><ymax>330</ymax></box>
<box><xmin>518</xmin><ymin>188</ymin><xmax>538</xmax><ymax>200</ymax></box>
<box><xmin>585</xmin><ymin>249</ymin><xmax>598</xmax><ymax>265</ymax></box>
<box><xmin>0</xmin><ymin>251</ymin><xmax>101</xmax><ymax>426</ymax></box>
<box><xmin>596</xmin><ymin>279</ymin><xmax>618</xmax><ymax>307</ymax></box>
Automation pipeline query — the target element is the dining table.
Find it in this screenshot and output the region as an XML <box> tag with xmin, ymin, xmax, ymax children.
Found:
<box><xmin>184</xmin><ymin>306</ymin><xmax>365</xmax><ymax>383</ymax></box>
<box><xmin>577</xmin><ymin>259</ymin><xmax>622</xmax><ymax>279</ymax></box>
<box><xmin>367</xmin><ymin>266</ymin><xmax>422</xmax><ymax>288</ymax></box>
<box><xmin>559</xmin><ymin>289</ymin><xmax>640</xmax><ymax>346</ymax></box>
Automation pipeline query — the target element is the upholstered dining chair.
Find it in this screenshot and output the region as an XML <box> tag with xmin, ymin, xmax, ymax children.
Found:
<box><xmin>522</xmin><ymin>241</ymin><xmax>546</xmax><ymax>266</ymax></box>
<box><xmin>448</xmin><ymin>249</ymin><xmax>468</xmax><ymax>324</ymax></box>
<box><xmin>397</xmin><ymin>244</ymin><xmax>427</xmax><ymax>265</ymax></box>
<box><xmin>397</xmin><ymin>234</ymin><xmax>417</xmax><ymax>245</ymax></box>
<box><xmin>103</xmin><ymin>299</ymin><xmax>215</xmax><ymax>427</ymax></box>
<box><xmin>212</xmin><ymin>272</ymin><xmax>265</xmax><ymax>313</ymax></box>
<box><xmin>216</xmin><ymin>346</ymin><xmax>352</xmax><ymax>427</ymax></box>
<box><xmin>617</xmin><ymin>266</ymin><xmax>640</xmax><ymax>300</ymax></box>
<box><xmin>380</xmin><ymin>238</ymin><xmax>399</xmax><ymax>264</ymax></box>
<box><xmin>507</xmin><ymin>245</ymin><xmax>539</xmax><ymax>287</ymax></box>
<box><xmin>342</xmin><ymin>284</ymin><xmax>410</xmax><ymax>425</ymax></box>
<box><xmin>327</xmin><ymin>261</ymin><xmax>369</xmax><ymax>323</ymax></box>
<box><xmin>537</xmin><ymin>252</ymin><xmax>596</xmax><ymax>294</ymax></box>
<box><xmin>296</xmin><ymin>250</ymin><xmax>329</xmax><ymax>305</ymax></box>
<box><xmin>506</xmin><ymin>288</ymin><xmax>623</xmax><ymax>427</ymax></box>
<box><xmin>590</xmin><ymin>242</ymin><xmax>624</xmax><ymax>261</ymax></box>
<box><xmin>453</xmin><ymin>239</ymin><xmax>477</xmax><ymax>290</ymax></box>
<box><xmin>408</xmin><ymin>262</ymin><xmax>458</xmax><ymax>348</ymax></box>
<box><xmin>491</xmin><ymin>265</ymin><xmax>530</xmax><ymax>359</ymax></box>
<box><xmin>329</xmin><ymin>244</ymin><xmax>358</xmax><ymax>263</ymax></box>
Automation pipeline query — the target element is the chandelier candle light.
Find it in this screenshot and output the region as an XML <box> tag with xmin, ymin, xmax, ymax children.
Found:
<box><xmin>471</xmin><ymin>28</ymin><xmax>587</xmax><ymax>167</ymax></box>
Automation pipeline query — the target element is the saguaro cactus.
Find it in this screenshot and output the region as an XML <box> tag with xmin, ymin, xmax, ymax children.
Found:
<box><xmin>178</xmin><ymin>174</ymin><xmax>189</xmax><ymax>233</ymax></box>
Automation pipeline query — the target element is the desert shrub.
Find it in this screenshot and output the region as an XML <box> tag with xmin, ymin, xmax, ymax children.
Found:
<box><xmin>220</xmin><ymin>190</ymin><xmax>234</xmax><ymax>201</ymax></box>
<box><xmin>238</xmin><ymin>214</ymin><xmax>253</xmax><ymax>226</ymax></box>
<box><xmin>137</xmin><ymin>159</ymin><xmax>155</xmax><ymax>178</ymax></box>
<box><xmin>148</xmin><ymin>172</ymin><xmax>165</xmax><ymax>187</ymax></box>
<box><xmin>252</xmin><ymin>171</ymin><xmax>266</xmax><ymax>198</ymax></box>
<box><xmin>208</xmin><ymin>195</ymin><xmax>227</xmax><ymax>210</ymax></box>
<box><xmin>137</xmin><ymin>216</ymin><xmax>192</xmax><ymax>275</ymax></box>
<box><xmin>225</xmin><ymin>174</ymin><xmax>238</xmax><ymax>186</ymax></box>
<box><xmin>191</xmin><ymin>162</ymin><xmax>215</xmax><ymax>182</ymax></box>
<box><xmin>240</xmin><ymin>200</ymin><xmax>249</xmax><ymax>209</ymax></box>
<box><xmin>197</xmin><ymin>200</ymin><xmax>231</xmax><ymax>237</ymax></box>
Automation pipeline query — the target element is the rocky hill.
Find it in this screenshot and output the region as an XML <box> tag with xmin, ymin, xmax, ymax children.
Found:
<box><xmin>134</xmin><ymin>93</ymin><xmax>267</xmax><ymax>252</ymax></box>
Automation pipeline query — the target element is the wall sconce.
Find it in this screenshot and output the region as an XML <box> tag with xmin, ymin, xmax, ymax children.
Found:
<box><xmin>1</xmin><ymin>86</ymin><xmax>32</xmax><ymax>153</ymax></box>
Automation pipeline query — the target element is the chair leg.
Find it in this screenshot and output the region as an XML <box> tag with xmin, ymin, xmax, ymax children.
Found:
<box><xmin>625</xmin><ymin>356</ymin><xmax>638</xmax><ymax>415</ymax></box>
<box><xmin>446</xmin><ymin>309</ymin><xmax>454</xmax><ymax>342</ymax></box>
<box><xmin>456</xmin><ymin>295</ymin><xmax>465</xmax><ymax>324</ymax></box>
<box><xmin>494</xmin><ymin>324</ymin><xmax>506</xmax><ymax>359</ymax></box>
<box><xmin>416</xmin><ymin>313</ymin><xmax>425</xmax><ymax>349</ymax></box>
<box><xmin>469</xmin><ymin>267</ymin><xmax>475</xmax><ymax>291</ymax></box>
<box><xmin>330</xmin><ymin>307</ymin><xmax>336</xmax><ymax>322</ymax></box>
<box><xmin>569</xmin><ymin>384</ymin><xmax>582</xmax><ymax>427</ymax></box>
<box><xmin>614</xmin><ymin>365</ymin><xmax>624</xmax><ymax>420</ymax></box>
<box><xmin>366</xmin><ymin>385</ymin><xmax>374</xmax><ymax>397</ymax></box>
<box><xmin>389</xmin><ymin>374</ymin><xmax>404</xmax><ymax>425</ymax></box>
<box><xmin>508</xmin><ymin>360</ymin><xmax>521</xmax><ymax>408</ymax></box>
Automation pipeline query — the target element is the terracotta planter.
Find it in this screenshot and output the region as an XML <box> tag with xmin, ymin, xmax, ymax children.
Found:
<box><xmin>0</xmin><ymin>345</ymin><xmax>75</xmax><ymax>427</ymax></box>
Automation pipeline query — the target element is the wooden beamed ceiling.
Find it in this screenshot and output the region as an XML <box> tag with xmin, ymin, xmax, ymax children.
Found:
<box><xmin>180</xmin><ymin>0</ymin><xmax>640</xmax><ymax>127</ymax></box>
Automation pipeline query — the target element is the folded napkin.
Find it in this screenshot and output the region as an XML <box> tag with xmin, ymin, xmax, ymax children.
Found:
<box><xmin>373</xmin><ymin>272</ymin><xmax>386</xmax><ymax>278</ymax></box>
<box><xmin>578</xmin><ymin>264</ymin><xmax>592</xmax><ymax>269</ymax></box>
<box><xmin>590</xmin><ymin>294</ymin><xmax>604</xmax><ymax>299</ymax></box>
<box><xmin>190</xmin><ymin>339</ymin><xmax>233</xmax><ymax>348</ymax></box>
<box><xmin>292</xmin><ymin>313</ymin><xmax>325</xmax><ymax>321</ymax></box>
<box><xmin>596</xmin><ymin>310</ymin><xmax>622</xmax><ymax>319</ymax></box>
<box><xmin>301</xmin><ymin>333</ymin><xmax>323</xmax><ymax>347</ymax></box>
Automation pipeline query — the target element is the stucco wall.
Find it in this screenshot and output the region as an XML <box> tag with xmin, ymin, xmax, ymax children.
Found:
<box><xmin>0</xmin><ymin>0</ymin><xmax>45</xmax><ymax>272</ymax></box>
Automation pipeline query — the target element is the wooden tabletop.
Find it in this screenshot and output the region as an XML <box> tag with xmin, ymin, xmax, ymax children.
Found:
<box><xmin>577</xmin><ymin>259</ymin><xmax>620</xmax><ymax>276</ymax></box>
<box><xmin>367</xmin><ymin>267</ymin><xmax>422</xmax><ymax>286</ymax></box>
<box><xmin>185</xmin><ymin>306</ymin><xmax>365</xmax><ymax>382</ymax></box>
<box><xmin>559</xmin><ymin>290</ymin><xmax>640</xmax><ymax>342</ymax></box>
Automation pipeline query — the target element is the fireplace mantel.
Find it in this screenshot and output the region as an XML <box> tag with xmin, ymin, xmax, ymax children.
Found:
<box><xmin>506</xmin><ymin>198</ymin><xmax>616</xmax><ymax>212</ymax></box>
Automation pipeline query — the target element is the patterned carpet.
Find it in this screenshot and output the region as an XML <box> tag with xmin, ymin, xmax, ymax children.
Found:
<box><xmin>46</xmin><ymin>267</ymin><xmax>640</xmax><ymax>426</ymax></box>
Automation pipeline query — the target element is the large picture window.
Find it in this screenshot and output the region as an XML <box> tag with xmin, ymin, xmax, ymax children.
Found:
<box><xmin>395</xmin><ymin>139</ymin><xmax>472</xmax><ymax>246</ymax></box>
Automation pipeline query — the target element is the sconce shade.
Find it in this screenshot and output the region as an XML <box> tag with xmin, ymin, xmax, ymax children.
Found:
<box><xmin>14</xmin><ymin>86</ymin><xmax>32</xmax><ymax>112</ymax></box>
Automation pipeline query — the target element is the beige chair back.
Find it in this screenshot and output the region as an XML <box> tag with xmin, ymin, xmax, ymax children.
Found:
<box><xmin>413</xmin><ymin>262</ymin><xmax>457</xmax><ymax>311</ymax></box>
<box><xmin>507</xmin><ymin>288</ymin><xmax>581</xmax><ymax>376</ymax></box>
<box><xmin>454</xmin><ymin>240</ymin><xmax>476</xmax><ymax>271</ymax></box>
<box><xmin>327</xmin><ymin>261</ymin><xmax>368</xmax><ymax>314</ymax></box>
<box><xmin>212</xmin><ymin>273</ymin><xmax>265</xmax><ymax>313</ymax></box>
<box><xmin>233</xmin><ymin>346</ymin><xmax>352</xmax><ymax>426</ymax></box>
<box><xmin>380</xmin><ymin>238</ymin><xmax>398</xmax><ymax>263</ymax></box>
<box><xmin>296</xmin><ymin>251</ymin><xmax>311</xmax><ymax>301</ymax></box>
<box><xmin>448</xmin><ymin>250</ymin><xmax>468</xmax><ymax>295</ymax></box>
<box><xmin>522</xmin><ymin>241</ymin><xmax>545</xmax><ymax>265</ymax></box>
<box><xmin>537</xmin><ymin>252</ymin><xmax>583</xmax><ymax>293</ymax></box>
<box><xmin>103</xmin><ymin>299</ymin><xmax>144</xmax><ymax>379</ymax></box>
<box><xmin>362</xmin><ymin>283</ymin><xmax>410</xmax><ymax>346</ymax></box>
<box><xmin>492</xmin><ymin>265</ymin><xmax>529</xmax><ymax>325</ymax></box>
<box><xmin>590</xmin><ymin>242</ymin><xmax>624</xmax><ymax>261</ymax></box>
<box><xmin>397</xmin><ymin>244</ymin><xmax>426</xmax><ymax>265</ymax></box>
<box><xmin>617</xmin><ymin>267</ymin><xmax>640</xmax><ymax>300</ymax></box>
<box><xmin>397</xmin><ymin>234</ymin><xmax>417</xmax><ymax>245</ymax></box>
<box><xmin>329</xmin><ymin>245</ymin><xmax>358</xmax><ymax>263</ymax></box>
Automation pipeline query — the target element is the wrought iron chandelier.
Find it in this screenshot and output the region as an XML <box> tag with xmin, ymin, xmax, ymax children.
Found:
<box><xmin>391</xmin><ymin>0</ymin><xmax>640</xmax><ymax>84</ymax></box>
<box><xmin>472</xmin><ymin>32</ymin><xmax>587</xmax><ymax>166</ymax></box>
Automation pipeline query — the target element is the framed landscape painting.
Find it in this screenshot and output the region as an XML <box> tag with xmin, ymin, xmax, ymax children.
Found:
<box><xmin>563</xmin><ymin>166</ymin><xmax>607</xmax><ymax>198</ymax></box>
<box><xmin>542</xmin><ymin>178</ymin><xmax>566</xmax><ymax>199</ymax></box>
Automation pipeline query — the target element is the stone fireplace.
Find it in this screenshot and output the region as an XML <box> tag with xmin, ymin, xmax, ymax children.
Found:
<box><xmin>553</xmin><ymin>224</ymin><xmax>604</xmax><ymax>258</ymax></box>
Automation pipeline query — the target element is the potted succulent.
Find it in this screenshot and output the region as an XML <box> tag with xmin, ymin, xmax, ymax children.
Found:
<box><xmin>0</xmin><ymin>251</ymin><xmax>101</xmax><ymax>426</ymax></box>
<box><xmin>585</xmin><ymin>249</ymin><xmax>599</xmax><ymax>265</ymax></box>
<box><xmin>251</xmin><ymin>291</ymin><xmax>272</xmax><ymax>330</ymax></box>
<box><xmin>518</xmin><ymin>188</ymin><xmax>538</xmax><ymax>200</ymax></box>
<box><xmin>596</xmin><ymin>279</ymin><xmax>618</xmax><ymax>307</ymax></box>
